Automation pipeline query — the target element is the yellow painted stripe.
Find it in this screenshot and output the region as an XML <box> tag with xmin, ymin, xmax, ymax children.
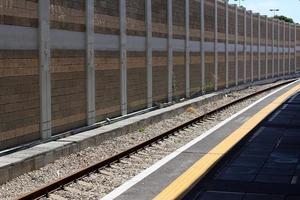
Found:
<box><xmin>153</xmin><ymin>83</ymin><xmax>300</xmax><ymax>200</ymax></box>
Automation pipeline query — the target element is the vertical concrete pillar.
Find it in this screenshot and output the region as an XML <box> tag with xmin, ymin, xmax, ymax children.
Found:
<box><xmin>265</xmin><ymin>16</ymin><xmax>268</xmax><ymax>79</ymax></box>
<box><xmin>258</xmin><ymin>14</ymin><xmax>261</xmax><ymax>80</ymax></box>
<box><xmin>146</xmin><ymin>0</ymin><xmax>152</xmax><ymax>108</ymax></box>
<box><xmin>250</xmin><ymin>11</ymin><xmax>253</xmax><ymax>82</ymax></box>
<box><xmin>235</xmin><ymin>5</ymin><xmax>238</xmax><ymax>86</ymax></box>
<box><xmin>86</xmin><ymin>0</ymin><xmax>95</xmax><ymax>125</ymax></box>
<box><xmin>120</xmin><ymin>0</ymin><xmax>127</xmax><ymax>115</ymax></box>
<box><xmin>167</xmin><ymin>0</ymin><xmax>173</xmax><ymax>102</ymax></box>
<box><xmin>243</xmin><ymin>8</ymin><xmax>246</xmax><ymax>83</ymax></box>
<box><xmin>39</xmin><ymin>0</ymin><xmax>51</xmax><ymax>139</ymax></box>
<box><xmin>200</xmin><ymin>0</ymin><xmax>205</xmax><ymax>93</ymax></box>
<box><xmin>214</xmin><ymin>0</ymin><xmax>218</xmax><ymax>90</ymax></box>
<box><xmin>225</xmin><ymin>0</ymin><xmax>229</xmax><ymax>88</ymax></box>
<box><xmin>185</xmin><ymin>0</ymin><xmax>190</xmax><ymax>98</ymax></box>
<box><xmin>272</xmin><ymin>18</ymin><xmax>275</xmax><ymax>78</ymax></box>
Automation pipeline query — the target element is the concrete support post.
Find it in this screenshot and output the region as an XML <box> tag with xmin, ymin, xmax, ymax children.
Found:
<box><xmin>200</xmin><ymin>0</ymin><xmax>205</xmax><ymax>93</ymax></box>
<box><xmin>277</xmin><ymin>20</ymin><xmax>280</xmax><ymax>76</ymax></box>
<box><xmin>295</xmin><ymin>24</ymin><xmax>297</xmax><ymax>73</ymax></box>
<box><xmin>288</xmin><ymin>23</ymin><xmax>291</xmax><ymax>74</ymax></box>
<box><xmin>167</xmin><ymin>0</ymin><xmax>173</xmax><ymax>102</ymax></box>
<box><xmin>250</xmin><ymin>11</ymin><xmax>253</xmax><ymax>82</ymax></box>
<box><xmin>146</xmin><ymin>0</ymin><xmax>152</xmax><ymax>108</ymax></box>
<box><xmin>283</xmin><ymin>21</ymin><xmax>286</xmax><ymax>75</ymax></box>
<box><xmin>258</xmin><ymin>14</ymin><xmax>261</xmax><ymax>80</ymax></box>
<box><xmin>272</xmin><ymin>18</ymin><xmax>275</xmax><ymax>78</ymax></box>
<box><xmin>235</xmin><ymin>5</ymin><xmax>238</xmax><ymax>86</ymax></box>
<box><xmin>39</xmin><ymin>0</ymin><xmax>51</xmax><ymax>139</ymax></box>
<box><xmin>86</xmin><ymin>0</ymin><xmax>95</xmax><ymax>125</ymax></box>
<box><xmin>243</xmin><ymin>9</ymin><xmax>246</xmax><ymax>83</ymax></box>
<box><xmin>214</xmin><ymin>0</ymin><xmax>218</xmax><ymax>90</ymax></box>
<box><xmin>225</xmin><ymin>0</ymin><xmax>229</xmax><ymax>88</ymax></box>
<box><xmin>120</xmin><ymin>0</ymin><xmax>127</xmax><ymax>115</ymax></box>
<box><xmin>185</xmin><ymin>0</ymin><xmax>190</xmax><ymax>98</ymax></box>
<box><xmin>265</xmin><ymin>16</ymin><xmax>268</xmax><ymax>79</ymax></box>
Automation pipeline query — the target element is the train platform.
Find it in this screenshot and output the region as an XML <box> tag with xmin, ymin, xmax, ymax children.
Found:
<box><xmin>102</xmin><ymin>80</ymin><xmax>300</xmax><ymax>200</ymax></box>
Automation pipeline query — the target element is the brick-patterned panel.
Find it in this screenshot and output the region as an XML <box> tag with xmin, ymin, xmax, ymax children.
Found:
<box><xmin>238</xmin><ymin>8</ymin><xmax>245</xmax><ymax>84</ymax></box>
<box><xmin>153</xmin><ymin>52</ymin><xmax>168</xmax><ymax>103</ymax></box>
<box><xmin>228</xmin><ymin>53</ymin><xmax>236</xmax><ymax>86</ymax></box>
<box><xmin>205</xmin><ymin>53</ymin><xmax>215</xmax><ymax>92</ymax></box>
<box><xmin>228</xmin><ymin>6</ymin><xmax>235</xmax><ymax>44</ymax></box>
<box><xmin>270</xmin><ymin>53</ymin><xmax>275</xmax><ymax>77</ymax></box>
<box><xmin>246</xmin><ymin>12</ymin><xmax>251</xmax><ymax>43</ymax></box>
<box><xmin>51</xmin><ymin>50</ymin><xmax>86</xmax><ymax>135</ymax></box>
<box><xmin>95</xmin><ymin>51</ymin><xmax>121</xmax><ymax>122</ymax></box>
<box><xmin>291</xmin><ymin>26</ymin><xmax>296</xmax><ymax>73</ymax></box>
<box><xmin>218</xmin><ymin>53</ymin><xmax>226</xmax><ymax>89</ymax></box>
<box><xmin>172</xmin><ymin>0</ymin><xmax>185</xmax><ymax>40</ymax></box>
<box><xmin>238</xmin><ymin>8</ymin><xmax>244</xmax><ymax>45</ymax></box>
<box><xmin>0</xmin><ymin>50</ymin><xmax>40</xmax><ymax>150</ymax></box>
<box><xmin>0</xmin><ymin>0</ymin><xmax>38</xmax><ymax>27</ymax></box>
<box><xmin>260</xmin><ymin>52</ymin><xmax>266</xmax><ymax>79</ymax></box>
<box><xmin>127</xmin><ymin>52</ymin><xmax>147</xmax><ymax>113</ymax></box>
<box><xmin>277</xmin><ymin>22</ymin><xmax>281</xmax><ymax>76</ymax></box>
<box><xmin>152</xmin><ymin>0</ymin><xmax>168</xmax><ymax>103</ymax></box>
<box><xmin>189</xmin><ymin>0</ymin><xmax>201</xmax><ymax>95</ymax></box>
<box><xmin>253</xmin><ymin>15</ymin><xmax>258</xmax><ymax>45</ymax></box>
<box><xmin>267</xmin><ymin>20</ymin><xmax>275</xmax><ymax>77</ymax></box>
<box><xmin>126</xmin><ymin>0</ymin><xmax>145</xmax><ymax>37</ymax></box>
<box><xmin>279</xmin><ymin>23</ymin><xmax>284</xmax><ymax>76</ymax></box>
<box><xmin>253</xmin><ymin>52</ymin><xmax>259</xmax><ymax>80</ymax></box>
<box><xmin>173</xmin><ymin>52</ymin><xmax>185</xmax><ymax>99</ymax></box>
<box><xmin>238</xmin><ymin>52</ymin><xmax>244</xmax><ymax>83</ymax></box>
<box><xmin>246</xmin><ymin>12</ymin><xmax>251</xmax><ymax>82</ymax></box>
<box><xmin>217</xmin><ymin>2</ymin><xmax>225</xmax><ymax>89</ymax></box>
<box><xmin>253</xmin><ymin>15</ymin><xmax>258</xmax><ymax>80</ymax></box>
<box><xmin>190</xmin><ymin>52</ymin><xmax>201</xmax><ymax>95</ymax></box>
<box><xmin>189</xmin><ymin>0</ymin><xmax>200</xmax><ymax>41</ymax></box>
<box><xmin>260</xmin><ymin>18</ymin><xmax>266</xmax><ymax>79</ymax></box>
<box><xmin>217</xmin><ymin>2</ymin><xmax>225</xmax><ymax>43</ymax></box>
<box><xmin>94</xmin><ymin>0</ymin><xmax>119</xmax><ymax>35</ymax></box>
<box><xmin>246</xmin><ymin>54</ymin><xmax>251</xmax><ymax>82</ymax></box>
<box><xmin>284</xmin><ymin>25</ymin><xmax>290</xmax><ymax>75</ymax></box>
<box><xmin>152</xmin><ymin>0</ymin><xmax>167</xmax><ymax>38</ymax></box>
<box><xmin>204</xmin><ymin>0</ymin><xmax>214</xmax><ymax>42</ymax></box>
<box><xmin>126</xmin><ymin>0</ymin><xmax>147</xmax><ymax>113</ymax></box>
<box><xmin>260</xmin><ymin>18</ymin><xmax>266</xmax><ymax>43</ymax></box>
<box><xmin>291</xmin><ymin>54</ymin><xmax>295</xmax><ymax>73</ymax></box>
<box><xmin>50</xmin><ymin>0</ymin><xmax>85</xmax><ymax>32</ymax></box>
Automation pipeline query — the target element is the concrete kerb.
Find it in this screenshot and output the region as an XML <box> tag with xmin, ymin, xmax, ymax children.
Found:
<box><xmin>0</xmin><ymin>74</ymin><xmax>299</xmax><ymax>185</ymax></box>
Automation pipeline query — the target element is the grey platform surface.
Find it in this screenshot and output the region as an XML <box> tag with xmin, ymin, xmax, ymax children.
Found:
<box><xmin>183</xmin><ymin>94</ymin><xmax>300</xmax><ymax>199</ymax></box>
<box><xmin>114</xmin><ymin>80</ymin><xmax>300</xmax><ymax>200</ymax></box>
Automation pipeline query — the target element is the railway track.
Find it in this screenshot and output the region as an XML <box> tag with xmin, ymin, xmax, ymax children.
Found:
<box><xmin>17</xmin><ymin>80</ymin><xmax>295</xmax><ymax>200</ymax></box>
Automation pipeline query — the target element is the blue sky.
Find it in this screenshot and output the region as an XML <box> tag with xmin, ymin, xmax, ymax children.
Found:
<box><xmin>228</xmin><ymin>0</ymin><xmax>300</xmax><ymax>23</ymax></box>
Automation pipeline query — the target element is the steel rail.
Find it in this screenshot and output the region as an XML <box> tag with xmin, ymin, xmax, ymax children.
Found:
<box><xmin>17</xmin><ymin>79</ymin><xmax>295</xmax><ymax>200</ymax></box>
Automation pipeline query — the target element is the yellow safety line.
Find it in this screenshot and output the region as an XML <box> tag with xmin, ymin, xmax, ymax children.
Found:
<box><xmin>153</xmin><ymin>83</ymin><xmax>300</xmax><ymax>200</ymax></box>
